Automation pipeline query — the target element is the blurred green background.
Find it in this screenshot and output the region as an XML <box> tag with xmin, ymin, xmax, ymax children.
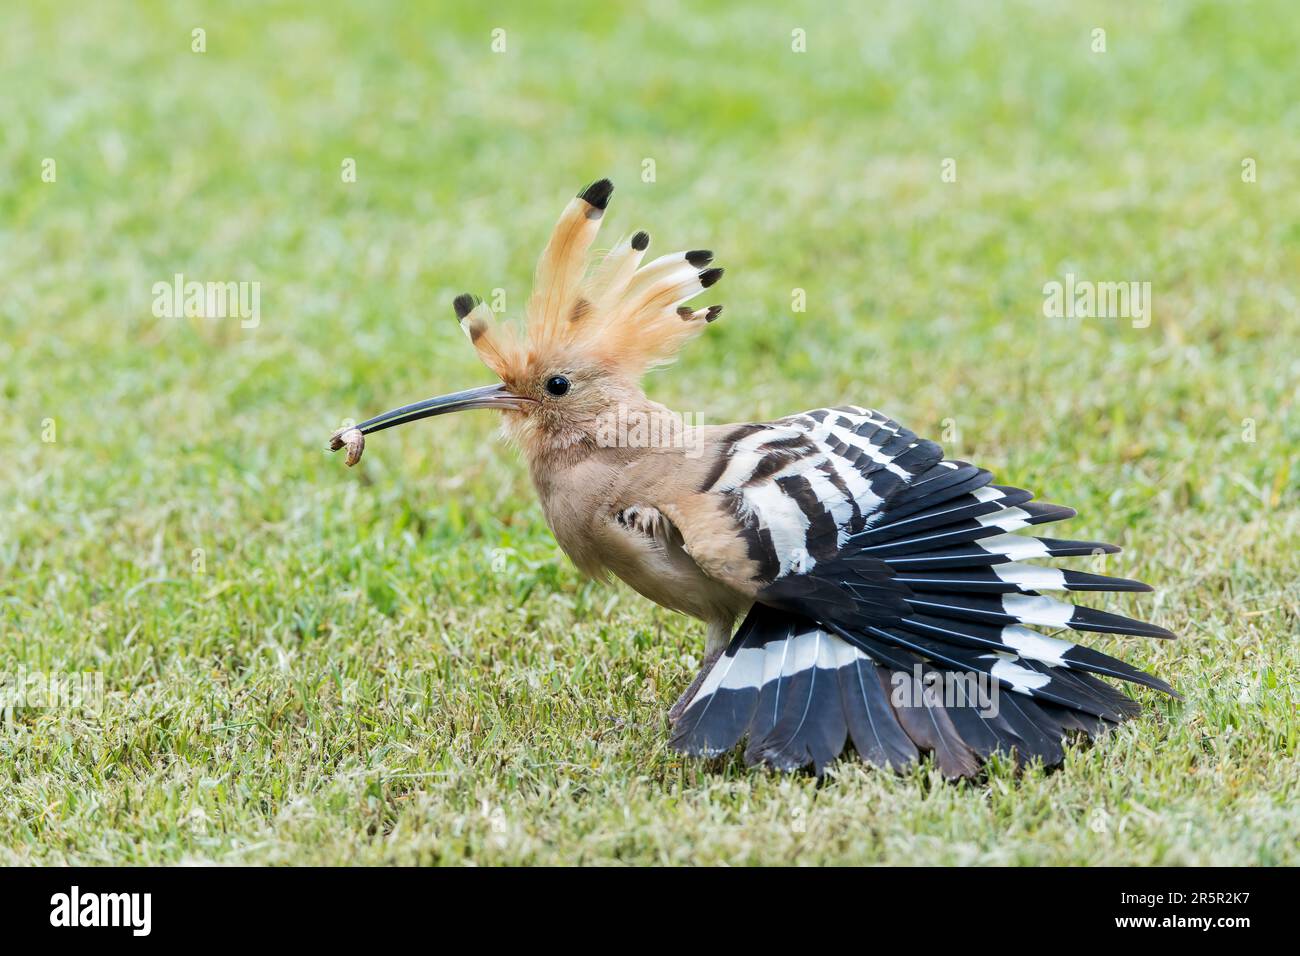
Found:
<box><xmin>1</xmin><ymin>1</ymin><xmax>1296</xmax><ymax>864</ymax></box>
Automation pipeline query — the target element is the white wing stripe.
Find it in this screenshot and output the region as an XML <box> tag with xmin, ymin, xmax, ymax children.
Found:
<box><xmin>992</xmin><ymin>563</ymin><xmax>1068</xmax><ymax>590</ymax></box>
<box><xmin>999</xmin><ymin>626</ymin><xmax>1074</xmax><ymax>666</ymax></box>
<box><xmin>742</xmin><ymin>481</ymin><xmax>813</xmax><ymax>575</ymax></box>
<box><xmin>978</xmin><ymin>534</ymin><xmax>1051</xmax><ymax>560</ymax></box>
<box><xmin>801</xmin><ymin>466</ymin><xmax>858</xmax><ymax>545</ymax></box>
<box><xmin>1002</xmin><ymin>593</ymin><xmax>1076</xmax><ymax>627</ymax></box>
<box><xmin>712</xmin><ymin>426</ymin><xmax>804</xmax><ymax>492</ymax></box>
<box><xmin>988</xmin><ymin>656</ymin><xmax>1053</xmax><ymax>693</ymax></box>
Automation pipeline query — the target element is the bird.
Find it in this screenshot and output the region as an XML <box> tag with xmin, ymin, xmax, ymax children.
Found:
<box><xmin>328</xmin><ymin>178</ymin><xmax>1176</xmax><ymax>778</ymax></box>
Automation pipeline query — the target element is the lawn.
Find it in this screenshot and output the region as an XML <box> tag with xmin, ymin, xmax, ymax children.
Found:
<box><xmin>1</xmin><ymin>0</ymin><xmax>1296</xmax><ymax>865</ymax></box>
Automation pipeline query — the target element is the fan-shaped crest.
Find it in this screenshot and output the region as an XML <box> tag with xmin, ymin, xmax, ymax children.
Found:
<box><xmin>453</xmin><ymin>179</ymin><xmax>723</xmax><ymax>383</ymax></box>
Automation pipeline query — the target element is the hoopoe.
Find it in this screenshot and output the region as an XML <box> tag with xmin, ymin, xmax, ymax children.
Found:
<box><xmin>329</xmin><ymin>178</ymin><xmax>1176</xmax><ymax>777</ymax></box>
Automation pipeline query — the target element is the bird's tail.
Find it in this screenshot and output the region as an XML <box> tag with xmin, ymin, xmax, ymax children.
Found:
<box><xmin>670</xmin><ymin>604</ymin><xmax>1171</xmax><ymax>777</ymax></box>
<box><xmin>671</xmin><ymin>607</ymin><xmax>924</xmax><ymax>775</ymax></box>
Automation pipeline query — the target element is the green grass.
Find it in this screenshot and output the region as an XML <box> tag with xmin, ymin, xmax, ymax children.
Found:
<box><xmin>2</xmin><ymin>0</ymin><xmax>1297</xmax><ymax>865</ymax></box>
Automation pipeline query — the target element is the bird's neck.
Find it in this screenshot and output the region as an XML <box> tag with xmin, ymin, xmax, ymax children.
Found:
<box><xmin>514</xmin><ymin>391</ymin><xmax>684</xmax><ymax>466</ymax></box>
<box><xmin>520</xmin><ymin>391</ymin><xmax>691</xmax><ymax>501</ymax></box>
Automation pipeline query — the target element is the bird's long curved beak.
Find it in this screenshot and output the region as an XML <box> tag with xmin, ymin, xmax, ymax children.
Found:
<box><xmin>328</xmin><ymin>382</ymin><xmax>532</xmax><ymax>466</ymax></box>
<box><xmin>345</xmin><ymin>382</ymin><xmax>532</xmax><ymax>437</ymax></box>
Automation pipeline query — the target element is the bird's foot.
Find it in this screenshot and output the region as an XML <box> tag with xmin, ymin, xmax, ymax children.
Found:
<box><xmin>668</xmin><ymin>648</ymin><xmax>723</xmax><ymax>725</ymax></box>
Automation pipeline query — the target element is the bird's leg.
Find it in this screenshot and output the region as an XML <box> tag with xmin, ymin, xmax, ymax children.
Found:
<box><xmin>668</xmin><ymin>619</ymin><xmax>732</xmax><ymax>724</ymax></box>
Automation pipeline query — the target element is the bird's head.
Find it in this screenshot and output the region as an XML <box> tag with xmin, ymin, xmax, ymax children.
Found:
<box><xmin>331</xmin><ymin>179</ymin><xmax>723</xmax><ymax>464</ymax></box>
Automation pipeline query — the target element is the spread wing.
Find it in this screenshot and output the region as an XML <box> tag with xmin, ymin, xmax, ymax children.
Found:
<box><xmin>670</xmin><ymin>405</ymin><xmax>1176</xmax><ymax>776</ymax></box>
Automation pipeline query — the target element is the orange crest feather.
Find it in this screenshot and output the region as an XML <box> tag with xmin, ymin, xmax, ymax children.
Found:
<box><xmin>454</xmin><ymin>179</ymin><xmax>723</xmax><ymax>382</ymax></box>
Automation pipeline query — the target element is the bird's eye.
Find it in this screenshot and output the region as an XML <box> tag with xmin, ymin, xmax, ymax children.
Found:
<box><xmin>544</xmin><ymin>375</ymin><xmax>570</xmax><ymax>397</ymax></box>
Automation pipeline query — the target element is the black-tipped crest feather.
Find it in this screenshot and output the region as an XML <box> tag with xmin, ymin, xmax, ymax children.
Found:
<box><xmin>452</xmin><ymin>293</ymin><xmax>478</xmax><ymax>320</ymax></box>
<box><xmin>578</xmin><ymin>178</ymin><xmax>614</xmax><ymax>211</ymax></box>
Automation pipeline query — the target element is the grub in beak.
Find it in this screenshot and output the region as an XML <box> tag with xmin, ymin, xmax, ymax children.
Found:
<box><xmin>328</xmin><ymin>382</ymin><xmax>532</xmax><ymax>467</ymax></box>
<box><xmin>328</xmin><ymin>427</ymin><xmax>366</xmax><ymax>466</ymax></box>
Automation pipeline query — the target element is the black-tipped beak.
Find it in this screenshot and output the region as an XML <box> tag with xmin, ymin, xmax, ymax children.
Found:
<box><xmin>342</xmin><ymin>383</ymin><xmax>532</xmax><ymax>438</ymax></box>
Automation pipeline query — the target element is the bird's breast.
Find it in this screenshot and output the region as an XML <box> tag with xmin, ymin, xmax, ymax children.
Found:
<box><xmin>529</xmin><ymin>451</ymin><xmax>749</xmax><ymax>624</ymax></box>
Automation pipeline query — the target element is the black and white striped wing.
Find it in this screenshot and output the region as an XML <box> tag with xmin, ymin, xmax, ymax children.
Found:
<box><xmin>672</xmin><ymin>405</ymin><xmax>1176</xmax><ymax>777</ymax></box>
<box><xmin>699</xmin><ymin>406</ymin><xmax>941</xmax><ymax>580</ymax></box>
